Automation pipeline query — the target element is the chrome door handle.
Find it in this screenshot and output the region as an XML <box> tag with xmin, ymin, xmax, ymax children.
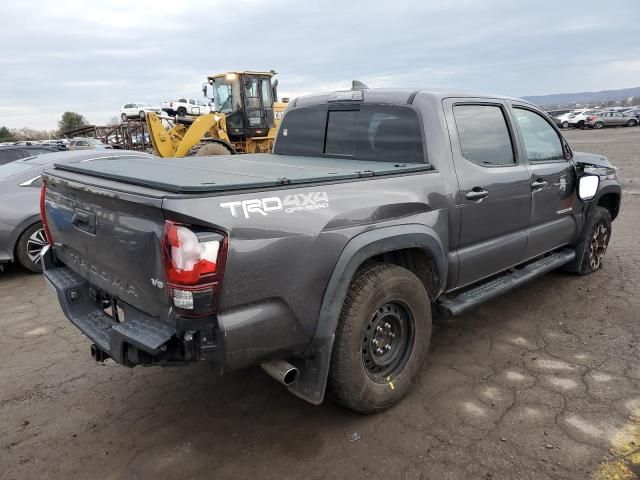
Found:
<box><xmin>465</xmin><ymin>188</ymin><xmax>489</xmax><ymax>201</ymax></box>
<box><xmin>531</xmin><ymin>178</ymin><xmax>548</xmax><ymax>189</ymax></box>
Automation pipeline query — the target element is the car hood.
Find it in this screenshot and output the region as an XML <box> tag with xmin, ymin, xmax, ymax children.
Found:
<box><xmin>573</xmin><ymin>151</ymin><xmax>612</xmax><ymax>169</ymax></box>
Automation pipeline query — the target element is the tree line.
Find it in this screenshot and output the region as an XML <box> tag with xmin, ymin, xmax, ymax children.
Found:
<box><xmin>0</xmin><ymin>111</ymin><xmax>90</xmax><ymax>142</ymax></box>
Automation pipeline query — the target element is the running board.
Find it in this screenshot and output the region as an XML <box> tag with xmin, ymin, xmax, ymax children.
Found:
<box><xmin>436</xmin><ymin>248</ymin><xmax>576</xmax><ymax>316</ymax></box>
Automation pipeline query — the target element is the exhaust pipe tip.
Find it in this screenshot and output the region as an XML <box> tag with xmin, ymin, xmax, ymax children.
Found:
<box><xmin>261</xmin><ymin>360</ymin><xmax>299</xmax><ymax>386</ymax></box>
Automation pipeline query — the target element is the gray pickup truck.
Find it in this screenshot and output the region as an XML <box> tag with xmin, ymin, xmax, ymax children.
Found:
<box><xmin>40</xmin><ymin>87</ymin><xmax>620</xmax><ymax>413</ymax></box>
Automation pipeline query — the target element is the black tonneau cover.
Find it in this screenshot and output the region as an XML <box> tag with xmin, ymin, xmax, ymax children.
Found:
<box><xmin>53</xmin><ymin>153</ymin><xmax>430</xmax><ymax>193</ymax></box>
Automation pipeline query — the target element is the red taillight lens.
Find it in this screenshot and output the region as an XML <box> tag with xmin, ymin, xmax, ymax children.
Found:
<box><xmin>587</xmin><ymin>116</ymin><xmax>596</xmax><ymax>121</ymax></box>
<box><xmin>39</xmin><ymin>183</ymin><xmax>53</xmax><ymax>245</ymax></box>
<box><xmin>163</xmin><ymin>220</ymin><xmax>227</xmax><ymax>316</ymax></box>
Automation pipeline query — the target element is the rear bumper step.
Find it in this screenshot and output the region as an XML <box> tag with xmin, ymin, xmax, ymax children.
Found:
<box><xmin>42</xmin><ymin>246</ymin><xmax>175</xmax><ymax>364</ymax></box>
<box><xmin>437</xmin><ymin>248</ymin><xmax>576</xmax><ymax>316</ymax></box>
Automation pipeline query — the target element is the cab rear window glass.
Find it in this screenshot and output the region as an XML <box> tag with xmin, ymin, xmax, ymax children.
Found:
<box><xmin>453</xmin><ymin>105</ymin><xmax>515</xmax><ymax>166</ymax></box>
<box><xmin>275</xmin><ymin>104</ymin><xmax>425</xmax><ymax>163</ymax></box>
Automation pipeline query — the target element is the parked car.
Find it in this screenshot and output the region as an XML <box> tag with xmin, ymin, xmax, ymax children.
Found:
<box><xmin>68</xmin><ymin>138</ymin><xmax>112</xmax><ymax>150</ymax></box>
<box><xmin>569</xmin><ymin>109</ymin><xmax>604</xmax><ymax>129</ymax></box>
<box><xmin>0</xmin><ymin>151</ymin><xmax>151</xmax><ymax>273</ymax></box>
<box><xmin>585</xmin><ymin>112</ymin><xmax>639</xmax><ymax>129</ymax></box>
<box><xmin>623</xmin><ymin>108</ymin><xmax>640</xmax><ymax>120</ymax></box>
<box><xmin>0</xmin><ymin>145</ymin><xmax>57</xmax><ymax>166</ymax></box>
<box><xmin>41</xmin><ymin>87</ymin><xmax>620</xmax><ymax>413</ymax></box>
<box><xmin>545</xmin><ymin>109</ymin><xmax>572</xmax><ymax>128</ymax></box>
<box><xmin>556</xmin><ymin>109</ymin><xmax>586</xmax><ymax>129</ymax></box>
<box><xmin>120</xmin><ymin>103</ymin><xmax>162</xmax><ymax>122</ymax></box>
<box><xmin>161</xmin><ymin>98</ymin><xmax>212</xmax><ymax>117</ymax></box>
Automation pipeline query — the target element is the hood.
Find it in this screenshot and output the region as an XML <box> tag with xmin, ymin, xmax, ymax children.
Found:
<box><xmin>572</xmin><ymin>151</ymin><xmax>612</xmax><ymax>169</ymax></box>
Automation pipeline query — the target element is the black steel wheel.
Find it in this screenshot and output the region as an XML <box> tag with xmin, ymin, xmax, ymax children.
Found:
<box><xmin>328</xmin><ymin>263</ymin><xmax>432</xmax><ymax>414</ymax></box>
<box><xmin>15</xmin><ymin>222</ymin><xmax>46</xmax><ymax>273</ymax></box>
<box><xmin>362</xmin><ymin>302</ymin><xmax>414</xmax><ymax>382</ymax></box>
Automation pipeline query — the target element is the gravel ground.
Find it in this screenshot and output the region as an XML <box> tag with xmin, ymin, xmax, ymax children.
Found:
<box><xmin>1</xmin><ymin>127</ymin><xmax>639</xmax><ymax>480</ymax></box>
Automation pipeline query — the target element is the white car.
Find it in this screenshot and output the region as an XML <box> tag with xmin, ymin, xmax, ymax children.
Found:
<box><xmin>120</xmin><ymin>103</ymin><xmax>161</xmax><ymax>122</ymax></box>
<box><xmin>556</xmin><ymin>109</ymin><xmax>587</xmax><ymax>129</ymax></box>
<box><xmin>161</xmin><ymin>98</ymin><xmax>212</xmax><ymax>117</ymax></box>
<box><xmin>568</xmin><ymin>109</ymin><xmax>604</xmax><ymax>129</ymax></box>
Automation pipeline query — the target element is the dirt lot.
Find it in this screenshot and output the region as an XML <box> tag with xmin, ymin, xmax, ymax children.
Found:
<box><xmin>1</xmin><ymin>127</ymin><xmax>639</xmax><ymax>480</ymax></box>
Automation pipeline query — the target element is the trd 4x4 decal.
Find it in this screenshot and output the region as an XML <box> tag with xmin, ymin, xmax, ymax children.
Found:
<box><xmin>220</xmin><ymin>192</ymin><xmax>329</xmax><ymax>219</ymax></box>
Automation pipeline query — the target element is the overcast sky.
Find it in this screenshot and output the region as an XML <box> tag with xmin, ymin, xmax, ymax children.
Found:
<box><xmin>1</xmin><ymin>0</ymin><xmax>638</xmax><ymax>130</ymax></box>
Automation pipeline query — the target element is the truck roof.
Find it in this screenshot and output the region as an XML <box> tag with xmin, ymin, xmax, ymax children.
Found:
<box><xmin>291</xmin><ymin>87</ymin><xmax>533</xmax><ymax>108</ymax></box>
<box><xmin>48</xmin><ymin>152</ymin><xmax>430</xmax><ymax>194</ymax></box>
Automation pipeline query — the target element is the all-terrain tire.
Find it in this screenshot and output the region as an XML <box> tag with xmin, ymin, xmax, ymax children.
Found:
<box><xmin>15</xmin><ymin>222</ymin><xmax>46</xmax><ymax>273</ymax></box>
<box><xmin>189</xmin><ymin>142</ymin><xmax>232</xmax><ymax>156</ymax></box>
<box><xmin>327</xmin><ymin>263</ymin><xmax>432</xmax><ymax>414</ymax></box>
<box><xmin>177</xmin><ymin>107</ymin><xmax>187</xmax><ymax>117</ymax></box>
<box><xmin>572</xmin><ymin>206</ymin><xmax>612</xmax><ymax>275</ymax></box>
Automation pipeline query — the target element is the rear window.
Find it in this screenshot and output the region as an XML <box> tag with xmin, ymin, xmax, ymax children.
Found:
<box><xmin>275</xmin><ymin>104</ymin><xmax>425</xmax><ymax>163</ymax></box>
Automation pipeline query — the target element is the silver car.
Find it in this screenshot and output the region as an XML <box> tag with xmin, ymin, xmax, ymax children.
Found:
<box><xmin>585</xmin><ymin>112</ymin><xmax>639</xmax><ymax>129</ymax></box>
<box><xmin>0</xmin><ymin>150</ymin><xmax>147</xmax><ymax>272</ymax></box>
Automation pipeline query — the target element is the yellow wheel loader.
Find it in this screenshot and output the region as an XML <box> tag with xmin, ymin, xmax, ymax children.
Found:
<box><xmin>147</xmin><ymin>71</ymin><xmax>287</xmax><ymax>157</ymax></box>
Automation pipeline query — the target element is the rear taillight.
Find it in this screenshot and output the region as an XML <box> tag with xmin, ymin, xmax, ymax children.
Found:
<box><xmin>39</xmin><ymin>183</ymin><xmax>53</xmax><ymax>245</ymax></box>
<box><xmin>163</xmin><ymin>220</ymin><xmax>227</xmax><ymax>316</ymax></box>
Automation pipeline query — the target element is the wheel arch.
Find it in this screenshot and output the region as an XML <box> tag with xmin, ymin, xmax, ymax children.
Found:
<box><xmin>593</xmin><ymin>183</ymin><xmax>621</xmax><ymax>221</ymax></box>
<box><xmin>287</xmin><ymin>224</ymin><xmax>447</xmax><ymax>405</ymax></box>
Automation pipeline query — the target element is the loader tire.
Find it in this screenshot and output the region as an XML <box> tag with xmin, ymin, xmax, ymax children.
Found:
<box><xmin>189</xmin><ymin>142</ymin><xmax>232</xmax><ymax>156</ymax></box>
<box><xmin>327</xmin><ymin>263</ymin><xmax>432</xmax><ymax>414</ymax></box>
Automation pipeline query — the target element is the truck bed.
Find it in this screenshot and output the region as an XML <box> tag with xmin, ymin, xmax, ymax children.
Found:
<box><xmin>53</xmin><ymin>153</ymin><xmax>430</xmax><ymax>194</ymax></box>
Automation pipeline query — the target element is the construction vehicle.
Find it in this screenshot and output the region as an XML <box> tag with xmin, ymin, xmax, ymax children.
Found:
<box><xmin>146</xmin><ymin>71</ymin><xmax>287</xmax><ymax>157</ymax></box>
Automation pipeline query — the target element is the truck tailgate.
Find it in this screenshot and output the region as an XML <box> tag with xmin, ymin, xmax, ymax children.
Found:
<box><xmin>43</xmin><ymin>173</ymin><xmax>169</xmax><ymax>318</ymax></box>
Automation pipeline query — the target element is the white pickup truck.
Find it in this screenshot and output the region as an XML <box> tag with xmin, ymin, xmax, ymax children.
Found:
<box><xmin>161</xmin><ymin>98</ymin><xmax>212</xmax><ymax>117</ymax></box>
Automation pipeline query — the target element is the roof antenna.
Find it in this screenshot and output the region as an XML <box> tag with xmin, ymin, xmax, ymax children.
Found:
<box><xmin>351</xmin><ymin>80</ymin><xmax>369</xmax><ymax>90</ymax></box>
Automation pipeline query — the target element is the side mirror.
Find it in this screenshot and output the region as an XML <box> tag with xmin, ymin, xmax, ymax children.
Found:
<box><xmin>578</xmin><ymin>175</ymin><xmax>599</xmax><ymax>201</ymax></box>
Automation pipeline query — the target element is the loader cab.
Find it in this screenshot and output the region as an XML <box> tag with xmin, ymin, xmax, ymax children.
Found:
<box><xmin>205</xmin><ymin>71</ymin><xmax>277</xmax><ymax>141</ymax></box>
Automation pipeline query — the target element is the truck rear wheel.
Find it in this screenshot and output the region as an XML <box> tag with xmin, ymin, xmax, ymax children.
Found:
<box><xmin>189</xmin><ymin>142</ymin><xmax>232</xmax><ymax>156</ymax></box>
<box><xmin>328</xmin><ymin>263</ymin><xmax>432</xmax><ymax>414</ymax></box>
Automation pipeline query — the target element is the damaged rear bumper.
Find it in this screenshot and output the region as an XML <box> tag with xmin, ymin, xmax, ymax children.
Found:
<box><xmin>42</xmin><ymin>245</ymin><xmax>217</xmax><ymax>366</ymax></box>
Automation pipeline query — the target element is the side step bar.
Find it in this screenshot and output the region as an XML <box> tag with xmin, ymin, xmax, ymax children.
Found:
<box><xmin>436</xmin><ymin>248</ymin><xmax>576</xmax><ymax>316</ymax></box>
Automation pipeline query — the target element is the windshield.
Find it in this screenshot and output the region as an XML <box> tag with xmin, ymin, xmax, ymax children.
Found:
<box><xmin>0</xmin><ymin>161</ymin><xmax>33</xmax><ymax>180</ymax></box>
<box><xmin>209</xmin><ymin>76</ymin><xmax>241</xmax><ymax>113</ymax></box>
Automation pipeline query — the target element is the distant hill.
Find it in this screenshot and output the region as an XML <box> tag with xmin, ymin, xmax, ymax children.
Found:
<box><xmin>523</xmin><ymin>86</ymin><xmax>640</xmax><ymax>107</ymax></box>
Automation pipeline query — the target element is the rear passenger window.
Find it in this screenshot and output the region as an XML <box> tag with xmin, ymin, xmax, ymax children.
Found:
<box><xmin>453</xmin><ymin>105</ymin><xmax>514</xmax><ymax>166</ymax></box>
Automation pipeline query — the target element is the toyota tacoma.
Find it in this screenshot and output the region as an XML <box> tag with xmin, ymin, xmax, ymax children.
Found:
<box><xmin>40</xmin><ymin>86</ymin><xmax>621</xmax><ymax>413</ymax></box>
